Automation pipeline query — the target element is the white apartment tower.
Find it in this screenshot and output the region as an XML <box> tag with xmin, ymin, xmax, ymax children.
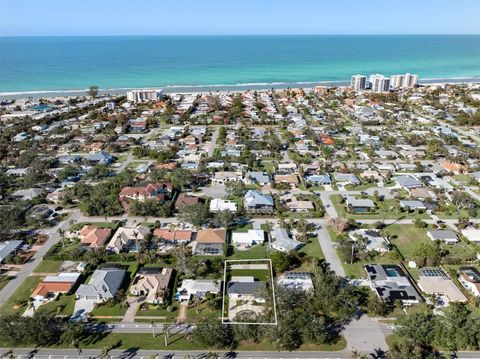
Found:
<box><xmin>126</xmin><ymin>89</ymin><xmax>163</xmax><ymax>103</ymax></box>
<box><xmin>351</xmin><ymin>74</ymin><xmax>367</xmax><ymax>91</ymax></box>
<box><xmin>390</xmin><ymin>73</ymin><xmax>418</xmax><ymax>89</ymax></box>
<box><xmin>369</xmin><ymin>74</ymin><xmax>390</xmax><ymax>93</ymax></box>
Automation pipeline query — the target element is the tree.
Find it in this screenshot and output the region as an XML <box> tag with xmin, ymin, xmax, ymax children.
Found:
<box><xmin>88</xmin><ymin>85</ymin><xmax>99</xmax><ymax>98</ymax></box>
<box><xmin>193</xmin><ymin>316</ymin><xmax>235</xmax><ymax>349</ymax></box>
<box><xmin>328</xmin><ymin>218</ymin><xmax>352</xmax><ymax>234</ymax></box>
<box><xmin>271</xmin><ymin>251</ymin><xmax>291</xmax><ymax>273</ymax></box>
<box><xmin>367</xmin><ymin>294</ymin><xmax>391</xmax><ymax>316</ymax></box>
<box><xmin>395</xmin><ymin>311</ymin><xmax>437</xmax><ymax>348</ymax></box>
<box><xmin>178</xmin><ymin>203</ymin><xmax>210</xmax><ymax>227</ymax></box>
<box><xmin>225</xmin><ymin>180</ymin><xmax>246</xmax><ymax>197</ymax></box>
<box><xmin>211</xmin><ymin>210</ymin><xmax>235</xmax><ymax>229</ymax></box>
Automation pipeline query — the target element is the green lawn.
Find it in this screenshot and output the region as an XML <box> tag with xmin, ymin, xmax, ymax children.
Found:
<box><xmin>228</xmin><ymin>244</ymin><xmax>269</xmax><ymax>260</ymax></box>
<box><xmin>91</xmin><ymin>302</ymin><xmax>126</xmax><ymax>317</ymax></box>
<box><xmin>70</xmin><ymin>221</ymin><xmax>119</xmax><ymax>231</ymax></box>
<box><xmin>330</xmin><ymin>195</ymin><xmax>430</xmax><ymax>220</ymax></box>
<box><xmin>230</xmin><ymin>269</ymin><xmax>270</xmax><ymax>281</ymax></box>
<box><xmin>33</xmin><ymin>260</ymin><xmax>63</xmax><ymax>273</ymax></box>
<box><xmin>185</xmin><ymin>301</ymin><xmax>221</xmax><ymax>322</ymax></box>
<box><xmin>0</xmin><ymin>277</ymin><xmax>12</xmax><ymax>291</ymax></box>
<box><xmin>37</xmin><ymin>294</ymin><xmax>76</xmax><ymax>316</ymax></box>
<box><xmin>0</xmin><ymin>276</ymin><xmax>43</xmax><ymax>314</ymax></box>
<box><xmin>299</xmin><ymin>238</ymin><xmax>324</xmax><ymax>259</ymax></box>
<box><xmin>136</xmin><ymin>302</ymin><xmax>179</xmax><ymax>320</ymax></box>
<box><xmin>383</xmin><ymin>224</ymin><xmax>430</xmax><ymax>260</ymax></box>
<box><xmin>231</xmin><ymin>223</ymin><xmax>253</xmax><ymax>233</ymax></box>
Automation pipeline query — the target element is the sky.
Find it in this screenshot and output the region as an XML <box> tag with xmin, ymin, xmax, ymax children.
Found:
<box><xmin>1</xmin><ymin>0</ymin><xmax>479</xmax><ymax>36</ymax></box>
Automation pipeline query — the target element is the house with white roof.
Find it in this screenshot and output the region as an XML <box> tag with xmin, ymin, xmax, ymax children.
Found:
<box><xmin>209</xmin><ymin>198</ymin><xmax>237</xmax><ymax>212</ymax></box>
<box><xmin>231</xmin><ymin>229</ymin><xmax>265</xmax><ymax>249</ymax></box>
<box><xmin>175</xmin><ymin>279</ymin><xmax>221</xmax><ymax>302</ymax></box>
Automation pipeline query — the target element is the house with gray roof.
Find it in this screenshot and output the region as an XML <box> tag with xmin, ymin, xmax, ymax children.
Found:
<box><xmin>244</xmin><ymin>190</ymin><xmax>274</xmax><ymax>214</ymax></box>
<box><xmin>400</xmin><ymin>200</ymin><xmax>427</xmax><ymax>211</ymax></box>
<box><xmin>427</xmin><ymin>230</ymin><xmax>458</xmax><ymax>244</ymax></box>
<box><xmin>270</xmin><ymin>228</ymin><xmax>303</xmax><ymax>253</ymax></box>
<box><xmin>245</xmin><ymin>172</ymin><xmax>271</xmax><ymax>186</ymax></box>
<box><xmin>395</xmin><ymin>175</ymin><xmax>423</xmax><ymax>189</ymax></box>
<box><xmin>85</xmin><ymin>151</ymin><xmax>114</xmax><ymax>165</ymax></box>
<box><xmin>304</xmin><ymin>174</ymin><xmax>332</xmax><ymax>185</ymax></box>
<box><xmin>334</xmin><ymin>173</ymin><xmax>361</xmax><ymax>185</ymax></box>
<box><xmin>0</xmin><ymin>240</ymin><xmax>23</xmax><ymax>263</ymax></box>
<box><xmin>75</xmin><ymin>268</ymin><xmax>126</xmax><ymax>302</ymax></box>
<box><xmin>345</xmin><ymin>196</ymin><xmax>375</xmax><ymax>213</ymax></box>
<box><xmin>365</xmin><ymin>264</ymin><xmax>421</xmax><ymax>305</ymax></box>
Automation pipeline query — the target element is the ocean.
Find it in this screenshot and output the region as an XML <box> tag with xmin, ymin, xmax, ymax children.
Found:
<box><xmin>0</xmin><ymin>35</ymin><xmax>479</xmax><ymax>96</ymax></box>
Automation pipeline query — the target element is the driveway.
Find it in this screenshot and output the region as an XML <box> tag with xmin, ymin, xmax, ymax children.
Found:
<box><xmin>202</xmin><ymin>184</ymin><xmax>227</xmax><ymax>198</ymax></box>
<box><xmin>316</xmin><ymin>227</ymin><xmax>345</xmax><ymax>276</ymax></box>
<box><xmin>343</xmin><ymin>313</ymin><xmax>389</xmax><ymax>354</ymax></box>
<box><xmin>73</xmin><ymin>298</ymin><xmax>96</xmax><ymax>319</ymax></box>
<box><xmin>122</xmin><ymin>296</ymin><xmax>143</xmax><ymax>323</ymax></box>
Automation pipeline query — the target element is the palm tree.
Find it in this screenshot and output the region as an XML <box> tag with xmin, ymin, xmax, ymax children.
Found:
<box><xmin>207</xmin><ymin>352</ymin><xmax>219</xmax><ymax>359</ymax></box>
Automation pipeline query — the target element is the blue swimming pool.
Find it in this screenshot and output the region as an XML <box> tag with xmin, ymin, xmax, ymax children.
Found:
<box><xmin>385</xmin><ymin>268</ymin><xmax>399</xmax><ymax>277</ymax></box>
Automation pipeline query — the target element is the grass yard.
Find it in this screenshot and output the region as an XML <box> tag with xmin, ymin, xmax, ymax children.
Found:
<box><xmin>33</xmin><ymin>260</ymin><xmax>63</xmax><ymax>273</ymax></box>
<box><xmin>91</xmin><ymin>302</ymin><xmax>127</xmax><ymax>317</ymax></box>
<box><xmin>185</xmin><ymin>301</ymin><xmax>221</xmax><ymax>321</ymax></box>
<box><xmin>0</xmin><ymin>276</ymin><xmax>43</xmax><ymax>315</ymax></box>
<box><xmin>37</xmin><ymin>294</ymin><xmax>76</xmax><ymax>316</ymax></box>
<box><xmin>136</xmin><ymin>302</ymin><xmax>179</xmax><ymax>320</ymax></box>
<box><xmin>299</xmin><ymin>238</ymin><xmax>324</xmax><ymax>259</ymax></box>
<box><xmin>383</xmin><ymin>224</ymin><xmax>430</xmax><ymax>260</ymax></box>
<box><xmin>70</xmin><ymin>221</ymin><xmax>119</xmax><ymax>231</ymax></box>
<box><xmin>230</xmin><ymin>269</ymin><xmax>270</xmax><ymax>281</ymax></box>
<box><xmin>231</xmin><ymin>223</ymin><xmax>253</xmax><ymax>233</ymax></box>
<box><xmin>228</xmin><ymin>244</ymin><xmax>269</xmax><ymax>260</ymax></box>
<box><xmin>330</xmin><ymin>195</ymin><xmax>430</xmax><ymax>220</ymax></box>
<box><xmin>0</xmin><ymin>277</ymin><xmax>12</xmax><ymax>291</ymax></box>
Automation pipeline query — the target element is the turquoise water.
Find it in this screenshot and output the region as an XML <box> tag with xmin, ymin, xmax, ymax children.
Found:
<box><xmin>0</xmin><ymin>35</ymin><xmax>479</xmax><ymax>94</ymax></box>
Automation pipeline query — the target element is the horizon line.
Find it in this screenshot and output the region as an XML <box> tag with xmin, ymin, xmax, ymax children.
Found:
<box><xmin>1</xmin><ymin>33</ymin><xmax>480</xmax><ymax>38</ymax></box>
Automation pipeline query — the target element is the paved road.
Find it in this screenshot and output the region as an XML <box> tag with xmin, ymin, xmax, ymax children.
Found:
<box><xmin>0</xmin><ymin>210</ymin><xmax>82</xmax><ymax>306</ymax></box>
<box><xmin>208</xmin><ymin>126</ymin><xmax>220</xmax><ymax>157</ymax></box>
<box><xmin>2</xmin><ymin>348</ymin><xmax>479</xmax><ymax>359</ymax></box>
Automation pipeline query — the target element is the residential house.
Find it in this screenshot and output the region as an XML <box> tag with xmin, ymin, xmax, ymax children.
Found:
<box><xmin>176</xmin><ymin>279</ymin><xmax>221</xmax><ymax>302</ymax></box>
<box><xmin>349</xmin><ymin>229</ymin><xmax>389</xmax><ymax>253</ymax></box>
<box><xmin>418</xmin><ymin>267</ymin><xmax>467</xmax><ymax>305</ymax></box>
<box><xmin>395</xmin><ymin>175</ymin><xmax>423</xmax><ymax>190</ymax></box>
<box><xmin>209</xmin><ymin>198</ymin><xmax>237</xmax><ymax>212</ymax></box>
<box><xmin>0</xmin><ymin>240</ymin><xmax>23</xmax><ymax>263</ymax></box>
<box><xmin>194</xmin><ymin>228</ymin><xmax>227</xmax><ymax>255</ymax></box>
<box><xmin>458</xmin><ymin>267</ymin><xmax>480</xmax><ymax>297</ymax></box>
<box><xmin>244</xmin><ymin>172</ymin><xmax>271</xmax><ymax>186</ymax></box>
<box><xmin>11</xmin><ymin>188</ymin><xmax>44</xmax><ymax>201</ymax></box>
<box><xmin>334</xmin><ymin>173</ymin><xmax>361</xmax><ymax>185</ymax></box>
<box><xmin>85</xmin><ymin>151</ymin><xmax>114</xmax><ymax>165</ymax></box>
<box><xmin>78</xmin><ymin>225</ymin><xmax>112</xmax><ymax>248</ymax></box>
<box><xmin>244</xmin><ymin>190</ymin><xmax>274</xmax><ymax>214</ymax></box>
<box><xmin>119</xmin><ymin>182</ymin><xmax>173</xmax><ymax>206</ymax></box>
<box><xmin>32</xmin><ymin>273</ymin><xmax>81</xmax><ymax>301</ymax></box>
<box><xmin>345</xmin><ymin>196</ymin><xmax>375</xmax><ymax>213</ymax></box>
<box><xmin>427</xmin><ymin>230</ymin><xmax>458</xmax><ymax>244</ymax></box>
<box><xmin>231</xmin><ymin>230</ymin><xmax>265</xmax><ymax>249</ymax></box>
<box><xmin>277</xmin><ymin>272</ymin><xmax>314</xmax><ymax>292</ymax></box>
<box><xmin>270</xmin><ymin>228</ymin><xmax>303</xmax><ymax>253</ymax></box>
<box><xmin>106</xmin><ymin>226</ymin><xmax>150</xmax><ymax>253</ymax></box>
<box><xmin>153</xmin><ymin>228</ymin><xmax>194</xmax><ymax>245</ymax></box>
<box><xmin>274</xmin><ymin>174</ymin><xmax>299</xmax><ymax>188</ymax></box>
<box><xmin>461</xmin><ymin>228</ymin><xmax>480</xmax><ymax>243</ymax></box>
<box><xmin>304</xmin><ymin>174</ymin><xmax>332</xmax><ymax>186</ymax></box>
<box><xmin>76</xmin><ymin>268</ymin><xmax>126</xmax><ymax>302</ymax></box>
<box><xmin>227</xmin><ymin>277</ymin><xmax>265</xmax><ymax>303</ymax></box>
<box><xmin>365</xmin><ymin>264</ymin><xmax>422</xmax><ymax>305</ymax></box>
<box><xmin>130</xmin><ymin>267</ymin><xmax>174</xmax><ymax>304</ymax></box>
<box><xmin>211</xmin><ymin>171</ymin><xmax>242</xmax><ymax>185</ymax></box>
<box><xmin>175</xmin><ymin>194</ymin><xmax>201</xmax><ymax>209</ymax></box>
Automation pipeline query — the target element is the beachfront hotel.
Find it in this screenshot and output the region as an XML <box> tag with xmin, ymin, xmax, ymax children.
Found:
<box><xmin>351</xmin><ymin>74</ymin><xmax>367</xmax><ymax>91</ymax></box>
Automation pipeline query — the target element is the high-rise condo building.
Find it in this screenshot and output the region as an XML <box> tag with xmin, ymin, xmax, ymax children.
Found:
<box><xmin>369</xmin><ymin>74</ymin><xmax>391</xmax><ymax>93</ymax></box>
<box><xmin>126</xmin><ymin>89</ymin><xmax>163</xmax><ymax>103</ymax></box>
<box><xmin>351</xmin><ymin>74</ymin><xmax>367</xmax><ymax>91</ymax></box>
<box><xmin>390</xmin><ymin>73</ymin><xmax>418</xmax><ymax>89</ymax></box>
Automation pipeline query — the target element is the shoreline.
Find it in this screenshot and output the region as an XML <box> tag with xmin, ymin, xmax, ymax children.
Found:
<box><xmin>1</xmin><ymin>76</ymin><xmax>479</xmax><ymax>100</ymax></box>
